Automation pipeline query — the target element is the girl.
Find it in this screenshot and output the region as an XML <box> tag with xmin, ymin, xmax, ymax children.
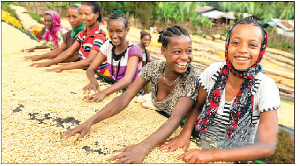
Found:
<box><xmin>24</xmin><ymin>4</ymin><xmax>84</xmax><ymax>63</ymax></box>
<box><xmin>25</xmin><ymin>11</ymin><xmax>68</xmax><ymax>52</ymax></box>
<box><xmin>39</xmin><ymin>2</ymin><xmax>107</xmax><ymax>75</ymax></box>
<box><xmin>61</xmin><ymin>26</ymin><xmax>201</xmax><ymax>163</ymax></box>
<box><xmin>139</xmin><ymin>30</ymin><xmax>152</xmax><ymax>94</ymax></box>
<box><xmin>140</xmin><ymin>30</ymin><xmax>152</xmax><ymax>67</ymax></box>
<box><xmin>82</xmin><ymin>10</ymin><xmax>143</xmax><ymax>102</ymax></box>
<box><xmin>160</xmin><ymin>17</ymin><xmax>280</xmax><ymax>164</ymax></box>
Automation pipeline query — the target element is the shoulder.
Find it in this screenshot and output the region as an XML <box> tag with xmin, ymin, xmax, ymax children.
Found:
<box><xmin>58</xmin><ymin>28</ymin><xmax>68</xmax><ymax>35</ymax></box>
<box><xmin>143</xmin><ymin>60</ymin><xmax>165</xmax><ymax>71</ymax></box>
<box><xmin>95</xmin><ymin>26</ymin><xmax>107</xmax><ymax>37</ymax></box>
<box><xmin>201</xmin><ymin>62</ymin><xmax>225</xmax><ymax>78</ymax></box>
<box><xmin>256</xmin><ymin>73</ymin><xmax>278</xmax><ymax>90</ymax></box>
<box><xmin>207</xmin><ymin>62</ymin><xmax>225</xmax><ymax>71</ymax></box>
<box><xmin>64</xmin><ymin>30</ymin><xmax>72</xmax><ymax>37</ymax></box>
<box><xmin>185</xmin><ymin>65</ymin><xmax>201</xmax><ymax>79</ymax></box>
<box><xmin>129</xmin><ymin>43</ymin><xmax>142</xmax><ymax>51</ymax></box>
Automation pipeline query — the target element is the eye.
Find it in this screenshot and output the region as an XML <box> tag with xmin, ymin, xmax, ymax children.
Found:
<box><xmin>187</xmin><ymin>50</ymin><xmax>192</xmax><ymax>54</ymax></box>
<box><xmin>249</xmin><ymin>43</ymin><xmax>258</xmax><ymax>48</ymax></box>
<box><xmin>231</xmin><ymin>41</ymin><xmax>239</xmax><ymax>45</ymax></box>
<box><xmin>117</xmin><ymin>30</ymin><xmax>122</xmax><ymax>33</ymax></box>
<box><xmin>174</xmin><ymin>50</ymin><xmax>181</xmax><ymax>54</ymax></box>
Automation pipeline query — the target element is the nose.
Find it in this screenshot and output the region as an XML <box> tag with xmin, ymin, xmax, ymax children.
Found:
<box><xmin>238</xmin><ymin>43</ymin><xmax>248</xmax><ymax>53</ymax></box>
<box><xmin>180</xmin><ymin>52</ymin><xmax>189</xmax><ymax>60</ymax></box>
<box><xmin>111</xmin><ymin>32</ymin><xmax>118</xmax><ymax>38</ymax></box>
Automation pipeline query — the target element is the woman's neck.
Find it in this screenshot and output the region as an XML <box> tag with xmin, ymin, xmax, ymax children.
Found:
<box><xmin>164</xmin><ymin>66</ymin><xmax>181</xmax><ymax>80</ymax></box>
<box><xmin>115</xmin><ymin>40</ymin><xmax>129</xmax><ymax>53</ymax></box>
<box><xmin>140</xmin><ymin>43</ymin><xmax>145</xmax><ymax>50</ymax></box>
<box><xmin>86</xmin><ymin>22</ymin><xmax>98</xmax><ymax>35</ymax></box>
<box><xmin>227</xmin><ymin>71</ymin><xmax>244</xmax><ymax>87</ymax></box>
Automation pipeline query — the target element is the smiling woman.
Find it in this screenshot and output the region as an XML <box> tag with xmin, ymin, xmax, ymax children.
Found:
<box><xmin>24</xmin><ymin>11</ymin><xmax>68</xmax><ymax>52</ymax></box>
<box><xmin>81</xmin><ymin>10</ymin><xmax>143</xmax><ymax>102</ymax></box>
<box><xmin>37</xmin><ymin>2</ymin><xmax>108</xmax><ymax>74</ymax></box>
<box><xmin>160</xmin><ymin>17</ymin><xmax>281</xmax><ymax>164</ymax></box>
<box><xmin>61</xmin><ymin>25</ymin><xmax>201</xmax><ymax>164</ymax></box>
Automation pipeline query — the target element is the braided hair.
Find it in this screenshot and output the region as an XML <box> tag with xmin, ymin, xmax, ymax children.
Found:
<box><xmin>158</xmin><ymin>25</ymin><xmax>190</xmax><ymax>48</ymax></box>
<box><xmin>108</xmin><ymin>9</ymin><xmax>128</xmax><ymax>28</ymax></box>
<box><xmin>82</xmin><ymin>2</ymin><xmax>102</xmax><ymax>22</ymax></box>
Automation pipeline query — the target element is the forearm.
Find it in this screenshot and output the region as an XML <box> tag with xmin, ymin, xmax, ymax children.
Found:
<box><xmin>86</xmin><ymin>68</ymin><xmax>98</xmax><ymax>83</ymax></box>
<box><xmin>34</xmin><ymin>45</ymin><xmax>49</xmax><ymax>50</ymax></box>
<box><xmin>212</xmin><ymin>141</ymin><xmax>276</xmax><ymax>162</ymax></box>
<box><xmin>57</xmin><ymin>59</ymin><xmax>91</xmax><ymax>71</ymax></box>
<box><xmin>180</xmin><ymin>107</ymin><xmax>201</xmax><ymax>138</ymax></box>
<box><xmin>44</xmin><ymin>52</ymin><xmax>72</xmax><ymax>66</ymax></box>
<box><xmin>140</xmin><ymin>116</ymin><xmax>183</xmax><ymax>152</ymax></box>
<box><xmin>100</xmin><ymin>77</ymin><xmax>132</xmax><ymax>96</ymax></box>
<box><xmin>87</xmin><ymin>95</ymin><xmax>130</xmax><ymax>125</ymax></box>
<box><xmin>40</xmin><ymin>48</ymin><xmax>62</xmax><ymax>59</ymax></box>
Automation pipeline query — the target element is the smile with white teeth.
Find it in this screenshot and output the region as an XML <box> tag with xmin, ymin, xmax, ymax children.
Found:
<box><xmin>176</xmin><ymin>62</ymin><xmax>188</xmax><ymax>67</ymax></box>
<box><xmin>234</xmin><ymin>56</ymin><xmax>250</xmax><ymax>61</ymax></box>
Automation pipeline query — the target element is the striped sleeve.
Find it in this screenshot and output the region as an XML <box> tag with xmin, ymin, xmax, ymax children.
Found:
<box><xmin>91</xmin><ymin>33</ymin><xmax>106</xmax><ymax>52</ymax></box>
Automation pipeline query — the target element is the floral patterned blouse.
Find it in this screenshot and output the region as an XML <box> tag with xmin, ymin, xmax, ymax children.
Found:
<box><xmin>138</xmin><ymin>60</ymin><xmax>201</xmax><ymax>116</ymax></box>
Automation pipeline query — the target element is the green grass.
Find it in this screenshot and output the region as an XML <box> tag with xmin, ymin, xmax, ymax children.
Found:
<box><xmin>268</xmin><ymin>41</ymin><xmax>294</xmax><ymax>53</ymax></box>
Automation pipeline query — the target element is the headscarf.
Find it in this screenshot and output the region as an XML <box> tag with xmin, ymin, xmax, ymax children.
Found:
<box><xmin>71</xmin><ymin>23</ymin><xmax>85</xmax><ymax>38</ymax></box>
<box><xmin>43</xmin><ymin>11</ymin><xmax>66</xmax><ymax>48</ymax></box>
<box><xmin>195</xmin><ymin>17</ymin><xmax>267</xmax><ymax>148</ymax></box>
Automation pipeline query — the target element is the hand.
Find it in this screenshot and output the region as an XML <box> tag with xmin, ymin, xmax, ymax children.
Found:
<box><xmin>27</xmin><ymin>48</ymin><xmax>35</xmax><ymax>52</ymax></box>
<box><xmin>83</xmin><ymin>92</ymin><xmax>106</xmax><ymax>102</ymax></box>
<box><xmin>159</xmin><ymin>135</ymin><xmax>191</xmax><ymax>152</ymax></box>
<box><xmin>61</xmin><ymin>122</ymin><xmax>92</xmax><ymax>140</ymax></box>
<box><xmin>23</xmin><ymin>55</ymin><xmax>41</xmax><ymax>61</ymax></box>
<box><xmin>177</xmin><ymin>149</ymin><xmax>214</xmax><ymax>164</ymax></box>
<box><xmin>46</xmin><ymin>67</ymin><xmax>62</xmax><ymax>73</ymax></box>
<box><xmin>108</xmin><ymin>144</ymin><xmax>149</xmax><ymax>164</ymax></box>
<box><xmin>30</xmin><ymin>62</ymin><xmax>50</xmax><ymax>67</ymax></box>
<box><xmin>82</xmin><ymin>82</ymin><xmax>100</xmax><ymax>94</ymax></box>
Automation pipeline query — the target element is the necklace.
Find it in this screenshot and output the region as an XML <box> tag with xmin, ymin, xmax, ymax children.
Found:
<box><xmin>163</xmin><ymin>70</ymin><xmax>180</xmax><ymax>86</ymax></box>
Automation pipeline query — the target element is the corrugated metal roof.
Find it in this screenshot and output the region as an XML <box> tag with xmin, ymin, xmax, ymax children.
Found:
<box><xmin>201</xmin><ymin>10</ymin><xmax>225</xmax><ymax>19</ymax></box>
<box><xmin>271</xmin><ymin>19</ymin><xmax>294</xmax><ymax>31</ymax></box>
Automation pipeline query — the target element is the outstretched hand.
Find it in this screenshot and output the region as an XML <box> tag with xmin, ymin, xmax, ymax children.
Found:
<box><xmin>108</xmin><ymin>144</ymin><xmax>149</xmax><ymax>164</ymax></box>
<box><xmin>177</xmin><ymin>149</ymin><xmax>214</xmax><ymax>164</ymax></box>
<box><xmin>61</xmin><ymin>122</ymin><xmax>92</xmax><ymax>140</ymax></box>
<box><xmin>46</xmin><ymin>68</ymin><xmax>62</xmax><ymax>73</ymax></box>
<box><xmin>82</xmin><ymin>82</ymin><xmax>100</xmax><ymax>94</ymax></box>
<box><xmin>83</xmin><ymin>92</ymin><xmax>106</xmax><ymax>102</ymax></box>
<box><xmin>23</xmin><ymin>55</ymin><xmax>40</xmax><ymax>61</ymax></box>
<box><xmin>159</xmin><ymin>135</ymin><xmax>190</xmax><ymax>152</ymax></box>
<box><xmin>30</xmin><ymin>62</ymin><xmax>50</xmax><ymax>67</ymax></box>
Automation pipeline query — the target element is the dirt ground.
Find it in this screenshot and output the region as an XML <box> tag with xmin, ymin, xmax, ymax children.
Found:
<box><xmin>1</xmin><ymin>20</ymin><xmax>294</xmax><ymax>164</ymax></box>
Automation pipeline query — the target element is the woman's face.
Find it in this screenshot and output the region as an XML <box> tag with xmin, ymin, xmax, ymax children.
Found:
<box><xmin>80</xmin><ymin>4</ymin><xmax>98</xmax><ymax>27</ymax></box>
<box><xmin>44</xmin><ymin>14</ymin><xmax>53</xmax><ymax>30</ymax></box>
<box><xmin>67</xmin><ymin>7</ymin><xmax>83</xmax><ymax>29</ymax></box>
<box><xmin>227</xmin><ymin>24</ymin><xmax>263</xmax><ymax>71</ymax></box>
<box><xmin>107</xmin><ymin>19</ymin><xmax>129</xmax><ymax>47</ymax></box>
<box><xmin>141</xmin><ymin>35</ymin><xmax>151</xmax><ymax>48</ymax></box>
<box><xmin>162</xmin><ymin>35</ymin><xmax>193</xmax><ymax>74</ymax></box>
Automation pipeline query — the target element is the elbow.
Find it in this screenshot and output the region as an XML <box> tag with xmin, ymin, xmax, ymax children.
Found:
<box><xmin>260</xmin><ymin>140</ymin><xmax>277</xmax><ymax>158</ymax></box>
<box><xmin>82</xmin><ymin>60</ymin><xmax>93</xmax><ymax>68</ymax></box>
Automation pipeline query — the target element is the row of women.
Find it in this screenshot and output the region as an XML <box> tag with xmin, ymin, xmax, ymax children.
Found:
<box><xmin>23</xmin><ymin>2</ymin><xmax>281</xmax><ymax>164</ymax></box>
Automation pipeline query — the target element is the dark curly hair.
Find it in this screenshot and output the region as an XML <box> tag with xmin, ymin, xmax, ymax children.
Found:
<box><xmin>158</xmin><ymin>25</ymin><xmax>190</xmax><ymax>48</ymax></box>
